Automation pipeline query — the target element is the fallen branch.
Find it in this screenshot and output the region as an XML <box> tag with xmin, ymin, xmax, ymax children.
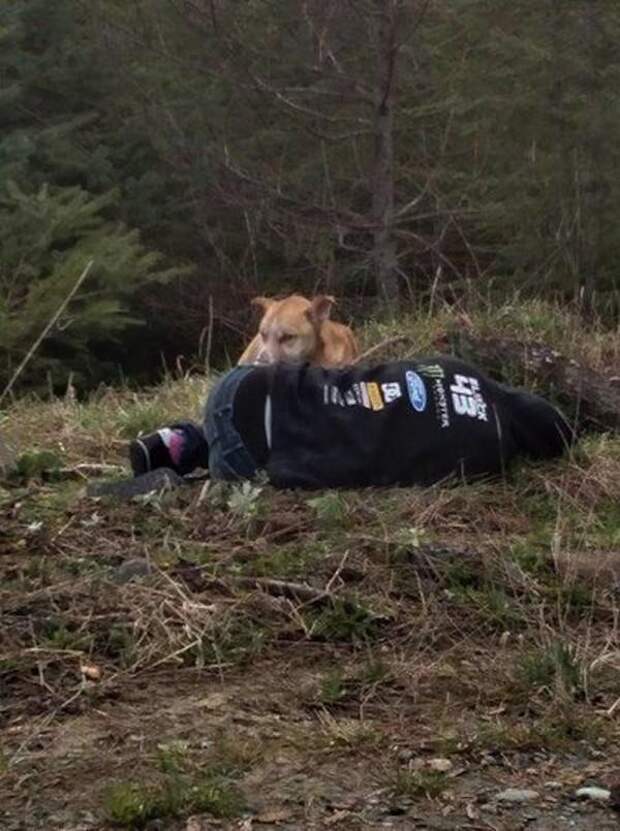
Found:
<box><xmin>170</xmin><ymin>563</ymin><xmax>388</xmax><ymax>621</ymax></box>
<box><xmin>215</xmin><ymin>575</ymin><xmax>330</xmax><ymax>605</ymax></box>
<box><xmin>57</xmin><ymin>463</ymin><xmax>126</xmax><ymax>480</ymax></box>
<box><xmin>168</xmin><ymin>560</ymin><xmax>324</xmax><ymax>600</ymax></box>
<box><xmin>448</xmin><ymin>331</ymin><xmax>620</xmax><ymax>433</ymax></box>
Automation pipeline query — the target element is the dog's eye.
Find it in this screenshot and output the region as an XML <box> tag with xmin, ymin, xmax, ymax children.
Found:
<box><xmin>260</xmin><ymin>330</ymin><xmax>267</xmax><ymax>341</ymax></box>
<box><xmin>279</xmin><ymin>333</ymin><xmax>296</xmax><ymax>344</ymax></box>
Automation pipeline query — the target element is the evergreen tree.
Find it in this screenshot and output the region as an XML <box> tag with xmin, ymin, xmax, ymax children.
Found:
<box><xmin>438</xmin><ymin>0</ymin><xmax>620</xmax><ymax>311</ymax></box>
<box><xmin>2</xmin><ymin>0</ymin><xmax>620</xmax><ymax>397</ymax></box>
<box><xmin>0</xmin><ymin>181</ymin><xmax>183</xmax><ymax>392</ymax></box>
<box><xmin>0</xmin><ymin>0</ymin><xmax>114</xmax><ymax>189</ymax></box>
<box><xmin>0</xmin><ymin>1</ymin><xmax>189</xmax><ymax>391</ymax></box>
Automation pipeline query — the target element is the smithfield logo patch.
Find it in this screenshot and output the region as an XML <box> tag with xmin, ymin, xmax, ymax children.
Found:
<box><xmin>405</xmin><ymin>370</ymin><xmax>427</xmax><ymax>412</ymax></box>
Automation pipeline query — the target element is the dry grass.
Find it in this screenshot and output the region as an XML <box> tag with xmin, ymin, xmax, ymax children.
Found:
<box><xmin>1</xmin><ymin>300</ymin><xmax>620</xmax><ymax>829</ymax></box>
<box><xmin>359</xmin><ymin>294</ymin><xmax>620</xmax><ymax>377</ymax></box>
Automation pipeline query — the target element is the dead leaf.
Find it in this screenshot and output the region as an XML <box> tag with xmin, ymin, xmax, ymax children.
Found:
<box><xmin>196</xmin><ymin>693</ymin><xmax>228</xmax><ymax>710</ymax></box>
<box><xmin>428</xmin><ymin>757</ymin><xmax>453</xmax><ymax>772</ymax></box>
<box><xmin>80</xmin><ymin>663</ymin><xmax>101</xmax><ymax>681</ymax></box>
<box><xmin>255</xmin><ymin>808</ymin><xmax>293</xmax><ymax>824</ymax></box>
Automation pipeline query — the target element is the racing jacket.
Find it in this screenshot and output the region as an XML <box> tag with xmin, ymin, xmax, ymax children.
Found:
<box><xmin>259</xmin><ymin>356</ymin><xmax>572</xmax><ymax>488</ymax></box>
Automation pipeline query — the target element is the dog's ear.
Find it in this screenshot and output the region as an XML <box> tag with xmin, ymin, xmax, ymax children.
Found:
<box><xmin>309</xmin><ymin>294</ymin><xmax>336</xmax><ymax>322</ymax></box>
<box><xmin>250</xmin><ymin>296</ymin><xmax>273</xmax><ymax>313</ymax></box>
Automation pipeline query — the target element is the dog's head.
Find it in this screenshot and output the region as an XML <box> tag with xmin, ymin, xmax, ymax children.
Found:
<box><xmin>250</xmin><ymin>294</ymin><xmax>335</xmax><ymax>364</ymax></box>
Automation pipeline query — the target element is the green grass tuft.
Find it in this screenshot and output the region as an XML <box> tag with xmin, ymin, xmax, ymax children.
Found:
<box><xmin>10</xmin><ymin>450</ymin><xmax>62</xmax><ymax>482</ymax></box>
<box><xmin>516</xmin><ymin>642</ymin><xmax>585</xmax><ymax>700</ymax></box>
<box><xmin>102</xmin><ymin>739</ymin><xmax>246</xmax><ymax>828</ymax></box>
<box><xmin>392</xmin><ymin>769</ymin><xmax>449</xmax><ymax>800</ymax></box>
<box><xmin>307</xmin><ymin>599</ymin><xmax>381</xmax><ymax>642</ymax></box>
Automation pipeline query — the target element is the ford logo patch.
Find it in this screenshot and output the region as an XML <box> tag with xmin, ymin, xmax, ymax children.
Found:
<box><xmin>405</xmin><ymin>370</ymin><xmax>427</xmax><ymax>412</ymax></box>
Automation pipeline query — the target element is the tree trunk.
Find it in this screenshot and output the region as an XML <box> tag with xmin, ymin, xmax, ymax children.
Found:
<box><xmin>578</xmin><ymin>0</ymin><xmax>607</xmax><ymax>315</ymax></box>
<box><xmin>548</xmin><ymin>0</ymin><xmax>579</xmax><ymax>287</ymax></box>
<box><xmin>371</xmin><ymin>0</ymin><xmax>400</xmax><ymax>312</ymax></box>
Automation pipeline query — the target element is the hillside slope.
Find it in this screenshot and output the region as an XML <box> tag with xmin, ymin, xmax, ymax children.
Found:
<box><xmin>2</xmin><ymin>302</ymin><xmax>620</xmax><ymax>830</ymax></box>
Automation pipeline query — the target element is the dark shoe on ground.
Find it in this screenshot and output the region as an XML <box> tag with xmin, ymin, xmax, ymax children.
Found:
<box><xmin>129</xmin><ymin>424</ymin><xmax>209</xmax><ymax>477</ymax></box>
<box><xmin>129</xmin><ymin>432</ymin><xmax>174</xmax><ymax>476</ymax></box>
<box><xmin>87</xmin><ymin>468</ymin><xmax>188</xmax><ymax>500</ymax></box>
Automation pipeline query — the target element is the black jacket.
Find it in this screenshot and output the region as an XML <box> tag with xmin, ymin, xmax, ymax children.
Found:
<box><xmin>262</xmin><ymin>357</ymin><xmax>572</xmax><ymax>488</ymax></box>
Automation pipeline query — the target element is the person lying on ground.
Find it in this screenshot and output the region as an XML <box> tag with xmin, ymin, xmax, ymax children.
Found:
<box><xmin>128</xmin><ymin>356</ymin><xmax>575</xmax><ymax>490</ymax></box>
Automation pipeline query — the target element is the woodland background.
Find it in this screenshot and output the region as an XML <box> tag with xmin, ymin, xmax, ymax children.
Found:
<box><xmin>1</xmin><ymin>0</ymin><xmax>619</xmax><ymax>392</ymax></box>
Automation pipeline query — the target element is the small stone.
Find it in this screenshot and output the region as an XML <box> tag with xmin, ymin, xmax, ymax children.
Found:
<box><xmin>496</xmin><ymin>788</ymin><xmax>540</xmax><ymax>803</ymax></box>
<box><xmin>465</xmin><ymin>802</ymin><xmax>479</xmax><ymax>820</ymax></box>
<box><xmin>428</xmin><ymin>757</ymin><xmax>453</xmax><ymax>772</ymax></box>
<box><xmin>113</xmin><ymin>558</ymin><xmax>153</xmax><ymax>584</ymax></box>
<box><xmin>575</xmin><ymin>786</ymin><xmax>611</xmax><ymax>802</ymax></box>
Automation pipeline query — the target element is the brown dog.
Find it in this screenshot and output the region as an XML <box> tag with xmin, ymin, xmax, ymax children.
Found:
<box><xmin>238</xmin><ymin>294</ymin><xmax>358</xmax><ymax>367</ymax></box>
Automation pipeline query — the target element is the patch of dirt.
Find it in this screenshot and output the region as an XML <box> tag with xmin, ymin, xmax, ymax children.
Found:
<box><xmin>3</xmin><ymin>656</ymin><xmax>620</xmax><ymax>830</ymax></box>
